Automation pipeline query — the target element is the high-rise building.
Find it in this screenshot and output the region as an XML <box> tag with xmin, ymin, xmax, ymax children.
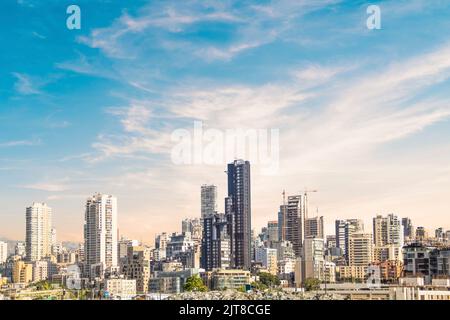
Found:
<box><xmin>201</xmin><ymin>185</ymin><xmax>217</xmax><ymax>219</ymax></box>
<box><xmin>415</xmin><ymin>227</ymin><xmax>428</xmax><ymax>241</ymax></box>
<box><xmin>348</xmin><ymin>232</ymin><xmax>373</xmax><ymax>267</ymax></box>
<box><xmin>300</xmin><ymin>237</ymin><xmax>325</xmax><ymax>282</ymax></box>
<box><xmin>0</xmin><ymin>241</ymin><xmax>7</xmax><ymax>264</ymax></box>
<box><xmin>226</xmin><ymin>159</ymin><xmax>251</xmax><ymax>270</ymax></box>
<box><xmin>278</xmin><ymin>204</ymin><xmax>287</xmax><ymax>241</ymax></box>
<box><xmin>435</xmin><ymin>227</ymin><xmax>444</xmax><ymax>240</ymax></box>
<box><xmin>335</xmin><ymin>220</ymin><xmax>347</xmax><ymax>256</ymax></box>
<box><xmin>373</xmin><ymin>215</ymin><xmax>388</xmax><ymax>247</ymax></box>
<box><xmin>326</xmin><ymin>235</ymin><xmax>336</xmax><ymax>249</ymax></box>
<box><xmin>373</xmin><ymin>214</ymin><xmax>403</xmax><ymax>247</ymax></box>
<box><xmin>26</xmin><ymin>202</ymin><xmax>52</xmax><ymax>261</ymax></box>
<box><xmin>51</xmin><ymin>228</ymin><xmax>58</xmax><ymax>255</ymax></box>
<box><xmin>15</xmin><ymin>242</ymin><xmax>26</xmax><ymax>257</ymax></box>
<box><xmin>182</xmin><ymin>218</ymin><xmax>202</xmax><ymax>242</ymax></box>
<box><xmin>305</xmin><ymin>216</ymin><xmax>324</xmax><ymax>239</ymax></box>
<box><xmin>118</xmin><ymin>237</ymin><xmax>139</xmax><ymax>260</ymax></box>
<box><xmin>201</xmin><ymin>213</ymin><xmax>231</xmax><ymax>271</ymax></box>
<box><xmin>335</xmin><ymin>219</ymin><xmax>364</xmax><ymax>260</ymax></box>
<box><xmin>285</xmin><ymin>195</ymin><xmax>305</xmax><ymax>257</ymax></box>
<box><xmin>266</xmin><ymin>221</ymin><xmax>279</xmax><ymax>247</ymax></box>
<box><xmin>122</xmin><ymin>245</ymin><xmax>151</xmax><ymax>294</ymax></box>
<box><xmin>155</xmin><ymin>232</ymin><xmax>170</xmax><ymax>251</ymax></box>
<box><xmin>402</xmin><ymin>218</ymin><xmax>414</xmax><ymax>240</ymax></box>
<box><xmin>83</xmin><ymin>193</ymin><xmax>118</xmax><ymax>279</ymax></box>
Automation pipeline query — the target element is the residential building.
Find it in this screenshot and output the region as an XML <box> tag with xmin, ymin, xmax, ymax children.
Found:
<box><xmin>348</xmin><ymin>232</ymin><xmax>373</xmax><ymax>267</ymax></box>
<box><xmin>266</xmin><ymin>221</ymin><xmax>279</xmax><ymax>247</ymax></box>
<box><xmin>296</xmin><ymin>237</ymin><xmax>325</xmax><ymax>285</ymax></box>
<box><xmin>415</xmin><ymin>227</ymin><xmax>428</xmax><ymax>241</ymax></box>
<box><xmin>226</xmin><ymin>159</ymin><xmax>252</xmax><ymax>269</ymax></box>
<box><xmin>201</xmin><ymin>184</ymin><xmax>217</xmax><ymax>219</ymax></box>
<box><xmin>335</xmin><ymin>219</ymin><xmax>364</xmax><ymax>261</ymax></box>
<box><xmin>166</xmin><ymin>232</ymin><xmax>195</xmax><ymax>259</ymax></box>
<box><xmin>122</xmin><ymin>245</ymin><xmax>151</xmax><ymax>294</ymax></box>
<box><xmin>402</xmin><ymin>218</ymin><xmax>414</xmax><ymax>240</ymax></box>
<box><xmin>203</xmin><ymin>269</ymin><xmax>251</xmax><ymax>290</ymax></box>
<box><xmin>105</xmin><ymin>278</ymin><xmax>136</xmax><ymax>300</ymax></box>
<box><xmin>83</xmin><ymin>193</ymin><xmax>118</xmax><ymax>279</ymax></box>
<box><xmin>201</xmin><ymin>213</ymin><xmax>231</xmax><ymax>271</ymax></box>
<box><xmin>12</xmin><ymin>260</ymin><xmax>33</xmax><ymax>284</ymax></box>
<box><xmin>25</xmin><ymin>202</ymin><xmax>52</xmax><ymax>261</ymax></box>
<box><xmin>15</xmin><ymin>242</ymin><xmax>25</xmax><ymax>257</ymax></box>
<box><xmin>373</xmin><ymin>214</ymin><xmax>403</xmax><ymax>247</ymax></box>
<box><xmin>305</xmin><ymin>216</ymin><xmax>324</xmax><ymax>239</ymax></box>
<box><xmin>255</xmin><ymin>247</ymin><xmax>278</xmax><ymax>275</ymax></box>
<box><xmin>403</xmin><ymin>244</ymin><xmax>432</xmax><ymax>283</ymax></box>
<box><xmin>149</xmin><ymin>268</ymin><xmax>200</xmax><ymax>294</ymax></box>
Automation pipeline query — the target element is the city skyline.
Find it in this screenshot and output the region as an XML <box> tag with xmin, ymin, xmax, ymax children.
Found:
<box><xmin>1</xmin><ymin>183</ymin><xmax>448</xmax><ymax>246</ymax></box>
<box><xmin>2</xmin><ymin>0</ymin><xmax>450</xmax><ymax>242</ymax></box>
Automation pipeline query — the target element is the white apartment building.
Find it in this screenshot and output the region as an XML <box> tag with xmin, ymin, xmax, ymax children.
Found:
<box><xmin>84</xmin><ymin>193</ymin><xmax>118</xmax><ymax>279</ymax></box>
<box><xmin>26</xmin><ymin>202</ymin><xmax>52</xmax><ymax>261</ymax></box>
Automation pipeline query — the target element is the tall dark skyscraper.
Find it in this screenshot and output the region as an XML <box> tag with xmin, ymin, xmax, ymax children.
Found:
<box><xmin>227</xmin><ymin>159</ymin><xmax>251</xmax><ymax>270</ymax></box>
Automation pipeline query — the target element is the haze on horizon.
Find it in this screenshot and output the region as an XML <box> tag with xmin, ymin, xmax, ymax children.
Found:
<box><xmin>1</xmin><ymin>0</ymin><xmax>450</xmax><ymax>243</ymax></box>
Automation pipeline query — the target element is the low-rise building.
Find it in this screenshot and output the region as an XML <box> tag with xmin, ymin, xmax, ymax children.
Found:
<box><xmin>432</xmin><ymin>278</ymin><xmax>450</xmax><ymax>287</ymax></box>
<box><xmin>203</xmin><ymin>269</ymin><xmax>251</xmax><ymax>291</ymax></box>
<box><xmin>149</xmin><ymin>268</ymin><xmax>200</xmax><ymax>294</ymax></box>
<box><xmin>337</xmin><ymin>265</ymin><xmax>368</xmax><ymax>282</ymax></box>
<box><xmin>105</xmin><ymin>278</ymin><xmax>137</xmax><ymax>300</ymax></box>
<box><xmin>399</xmin><ymin>276</ymin><xmax>425</xmax><ymax>287</ymax></box>
<box><xmin>390</xmin><ymin>287</ymin><xmax>450</xmax><ymax>300</ymax></box>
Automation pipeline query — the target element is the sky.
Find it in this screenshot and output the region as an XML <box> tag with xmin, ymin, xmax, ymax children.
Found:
<box><xmin>1</xmin><ymin>0</ymin><xmax>450</xmax><ymax>244</ymax></box>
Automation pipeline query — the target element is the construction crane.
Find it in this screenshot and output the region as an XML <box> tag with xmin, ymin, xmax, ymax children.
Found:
<box><xmin>280</xmin><ymin>190</ymin><xmax>287</xmax><ymax>241</ymax></box>
<box><xmin>303</xmin><ymin>188</ymin><xmax>318</xmax><ymax>220</ymax></box>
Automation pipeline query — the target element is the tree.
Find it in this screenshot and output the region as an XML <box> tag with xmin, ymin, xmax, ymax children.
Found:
<box><xmin>183</xmin><ymin>275</ymin><xmax>208</xmax><ymax>292</ymax></box>
<box><xmin>258</xmin><ymin>272</ymin><xmax>280</xmax><ymax>288</ymax></box>
<box><xmin>35</xmin><ymin>280</ymin><xmax>53</xmax><ymax>291</ymax></box>
<box><xmin>303</xmin><ymin>278</ymin><xmax>321</xmax><ymax>291</ymax></box>
<box><xmin>251</xmin><ymin>281</ymin><xmax>268</xmax><ymax>291</ymax></box>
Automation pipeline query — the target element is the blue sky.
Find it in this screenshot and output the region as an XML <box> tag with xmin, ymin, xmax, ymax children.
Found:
<box><xmin>1</xmin><ymin>0</ymin><xmax>450</xmax><ymax>242</ymax></box>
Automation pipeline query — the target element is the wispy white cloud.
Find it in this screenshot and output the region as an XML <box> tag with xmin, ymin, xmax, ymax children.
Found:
<box><xmin>21</xmin><ymin>182</ymin><xmax>68</xmax><ymax>192</ymax></box>
<box><xmin>12</xmin><ymin>72</ymin><xmax>43</xmax><ymax>95</ymax></box>
<box><xmin>0</xmin><ymin>139</ymin><xmax>40</xmax><ymax>147</ymax></box>
<box><xmin>77</xmin><ymin>0</ymin><xmax>339</xmax><ymax>61</ymax></box>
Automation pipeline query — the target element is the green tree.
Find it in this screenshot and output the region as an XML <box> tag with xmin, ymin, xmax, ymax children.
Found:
<box><xmin>183</xmin><ymin>275</ymin><xmax>208</xmax><ymax>292</ymax></box>
<box><xmin>36</xmin><ymin>280</ymin><xmax>53</xmax><ymax>291</ymax></box>
<box><xmin>251</xmin><ymin>281</ymin><xmax>268</xmax><ymax>291</ymax></box>
<box><xmin>303</xmin><ymin>278</ymin><xmax>321</xmax><ymax>291</ymax></box>
<box><xmin>258</xmin><ymin>272</ymin><xmax>280</xmax><ymax>288</ymax></box>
